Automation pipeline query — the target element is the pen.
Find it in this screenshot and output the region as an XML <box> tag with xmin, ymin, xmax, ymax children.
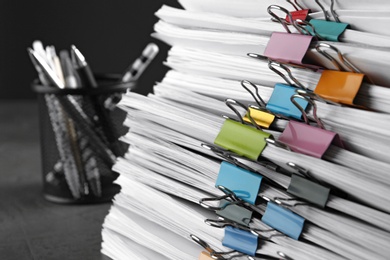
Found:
<box><xmin>103</xmin><ymin>42</ymin><xmax>159</xmax><ymax>110</ymax></box>
<box><xmin>60</xmin><ymin>49</ymin><xmax>102</xmax><ymax>196</ymax></box>
<box><xmin>29</xmin><ymin>48</ymin><xmax>65</xmax><ymax>89</ymax></box>
<box><xmin>121</xmin><ymin>43</ymin><xmax>159</xmax><ymax>82</ymax></box>
<box><xmin>71</xmin><ymin>45</ymin><xmax>124</xmax><ymax>156</ymax></box>
<box><xmin>30</xmin><ymin>43</ymin><xmax>85</xmax><ymax>198</ymax></box>
<box><xmin>59</xmin><ymin>50</ymin><xmax>80</xmax><ymax>88</ymax></box>
<box><xmin>27</xmin><ymin>48</ymin><xmax>50</xmax><ymax>85</ymax></box>
<box><xmin>28</xmin><ymin>48</ymin><xmax>116</xmax><ymax>165</ymax></box>
<box><xmin>47</xmin><ymin>46</ymin><xmax>65</xmax><ymax>84</ymax></box>
<box><xmin>71</xmin><ymin>45</ymin><xmax>98</xmax><ymax>88</ymax></box>
<box><xmin>49</xmin><ymin>46</ymin><xmax>90</xmax><ymax>195</ymax></box>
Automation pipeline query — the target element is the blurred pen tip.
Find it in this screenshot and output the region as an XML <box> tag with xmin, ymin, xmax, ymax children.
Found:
<box><xmin>146</xmin><ymin>42</ymin><xmax>159</xmax><ymax>51</ymax></box>
<box><xmin>32</xmin><ymin>40</ymin><xmax>44</xmax><ymax>48</ymax></box>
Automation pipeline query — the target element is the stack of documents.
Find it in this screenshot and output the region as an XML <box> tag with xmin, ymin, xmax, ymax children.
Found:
<box><xmin>102</xmin><ymin>2</ymin><xmax>390</xmax><ymax>259</ymax></box>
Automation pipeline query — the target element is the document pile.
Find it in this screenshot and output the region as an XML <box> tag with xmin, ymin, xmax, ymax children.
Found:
<box><xmin>102</xmin><ymin>1</ymin><xmax>390</xmax><ymax>259</ymax></box>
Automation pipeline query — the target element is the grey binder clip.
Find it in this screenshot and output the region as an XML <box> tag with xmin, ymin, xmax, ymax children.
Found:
<box><xmin>286</xmin><ymin>162</ymin><xmax>330</xmax><ymax>208</ymax></box>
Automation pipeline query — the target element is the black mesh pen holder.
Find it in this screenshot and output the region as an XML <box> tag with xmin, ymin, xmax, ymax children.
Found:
<box><xmin>32</xmin><ymin>74</ymin><xmax>135</xmax><ymax>204</ymax></box>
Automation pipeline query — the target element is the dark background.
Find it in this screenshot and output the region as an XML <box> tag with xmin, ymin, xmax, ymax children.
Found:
<box><xmin>0</xmin><ymin>0</ymin><xmax>182</xmax><ymax>99</ymax></box>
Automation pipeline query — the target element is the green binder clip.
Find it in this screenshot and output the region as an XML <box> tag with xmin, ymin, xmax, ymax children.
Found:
<box><xmin>214</xmin><ymin>99</ymin><xmax>271</xmax><ymax>161</ymax></box>
<box><xmin>214</xmin><ymin>119</ymin><xmax>271</xmax><ymax>161</ymax></box>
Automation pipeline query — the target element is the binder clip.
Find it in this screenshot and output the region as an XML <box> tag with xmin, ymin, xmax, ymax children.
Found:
<box><xmin>287</xmin><ymin>174</ymin><xmax>330</xmax><ymax>208</ymax></box>
<box><xmin>266</xmin><ymin>83</ymin><xmax>309</xmax><ymax>120</ymax></box>
<box><xmin>305</xmin><ymin>19</ymin><xmax>349</xmax><ymax>42</ymax></box>
<box><xmin>215</xmin><ymin>161</ymin><xmax>263</xmax><ymax>204</ymax></box>
<box><xmin>264</xmin><ymin>5</ymin><xmax>317</xmax><ymax>69</ymax></box>
<box><xmin>214</xmin><ymin>99</ymin><xmax>271</xmax><ymax>160</ymax></box>
<box><xmin>294</xmin><ymin>0</ymin><xmax>349</xmax><ymax>41</ymax></box>
<box><xmin>215</xmin><ymin>200</ymin><xmax>253</xmax><ymax>227</ymax></box>
<box><xmin>313</xmin><ymin>43</ymin><xmax>366</xmax><ymax>106</ymax></box>
<box><xmin>282</xmin><ymin>0</ymin><xmax>310</xmax><ymax>24</ymax></box>
<box><xmin>199</xmin><ymin>251</ymin><xmax>214</xmax><ymax>260</ymax></box>
<box><xmin>241</xmin><ymin>80</ymin><xmax>275</xmax><ymax>129</ymax></box>
<box><xmin>200</xmin><ymin>185</ymin><xmax>246</xmax><ymax>211</ymax></box>
<box><xmin>280</xmin><ymin>162</ymin><xmax>331</xmax><ymax>208</ymax></box>
<box><xmin>261</xmin><ymin>199</ymin><xmax>305</xmax><ymax>240</ymax></box>
<box><xmin>222</xmin><ymin>226</ymin><xmax>258</xmax><ymax>256</ymax></box>
<box><xmin>278</xmin><ymin>93</ymin><xmax>344</xmax><ymax>158</ymax></box>
<box><xmin>191</xmin><ymin>234</ymin><xmax>254</xmax><ymax>260</ymax></box>
<box><xmin>314</xmin><ymin>0</ymin><xmax>341</xmax><ymax>23</ymax></box>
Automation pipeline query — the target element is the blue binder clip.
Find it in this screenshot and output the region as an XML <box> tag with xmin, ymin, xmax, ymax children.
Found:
<box><xmin>222</xmin><ymin>226</ymin><xmax>258</xmax><ymax>256</ymax></box>
<box><xmin>215</xmin><ymin>161</ymin><xmax>263</xmax><ymax>205</ymax></box>
<box><xmin>261</xmin><ymin>202</ymin><xmax>305</xmax><ymax>240</ymax></box>
<box><xmin>266</xmin><ymin>84</ymin><xmax>309</xmax><ymax>120</ymax></box>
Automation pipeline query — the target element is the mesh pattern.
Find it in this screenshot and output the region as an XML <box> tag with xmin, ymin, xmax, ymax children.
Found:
<box><xmin>36</xmin><ymin>89</ymin><xmax>128</xmax><ymax>204</ymax></box>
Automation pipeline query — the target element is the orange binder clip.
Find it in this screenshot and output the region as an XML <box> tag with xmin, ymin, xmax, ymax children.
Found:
<box><xmin>314</xmin><ymin>70</ymin><xmax>364</xmax><ymax>105</ymax></box>
<box><xmin>313</xmin><ymin>43</ymin><xmax>365</xmax><ymax>106</ymax></box>
<box><xmin>199</xmin><ymin>251</ymin><xmax>214</xmax><ymax>260</ymax></box>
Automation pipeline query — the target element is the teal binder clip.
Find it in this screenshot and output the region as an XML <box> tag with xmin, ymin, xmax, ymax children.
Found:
<box><xmin>217</xmin><ymin>200</ymin><xmax>253</xmax><ymax>227</ymax></box>
<box><xmin>261</xmin><ymin>202</ymin><xmax>305</xmax><ymax>240</ymax></box>
<box><xmin>215</xmin><ymin>161</ymin><xmax>263</xmax><ymax>205</ymax></box>
<box><xmin>306</xmin><ymin>19</ymin><xmax>349</xmax><ymax>41</ymax></box>
<box><xmin>266</xmin><ymin>84</ymin><xmax>309</xmax><ymax>120</ymax></box>
<box><xmin>287</xmin><ymin>175</ymin><xmax>330</xmax><ymax>208</ymax></box>
<box><xmin>222</xmin><ymin>226</ymin><xmax>258</xmax><ymax>256</ymax></box>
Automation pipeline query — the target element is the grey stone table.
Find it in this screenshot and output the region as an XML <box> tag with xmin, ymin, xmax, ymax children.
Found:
<box><xmin>0</xmin><ymin>100</ymin><xmax>112</xmax><ymax>260</ymax></box>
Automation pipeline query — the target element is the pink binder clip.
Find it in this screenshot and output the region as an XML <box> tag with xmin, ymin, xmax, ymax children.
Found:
<box><xmin>265</xmin><ymin>5</ymin><xmax>320</xmax><ymax>70</ymax></box>
<box><xmin>278</xmin><ymin>93</ymin><xmax>343</xmax><ymax>159</ymax></box>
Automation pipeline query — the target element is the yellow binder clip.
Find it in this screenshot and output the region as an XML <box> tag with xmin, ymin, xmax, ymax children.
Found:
<box><xmin>240</xmin><ymin>80</ymin><xmax>275</xmax><ymax>128</ymax></box>
<box><xmin>243</xmin><ymin>107</ymin><xmax>275</xmax><ymax>129</ymax></box>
